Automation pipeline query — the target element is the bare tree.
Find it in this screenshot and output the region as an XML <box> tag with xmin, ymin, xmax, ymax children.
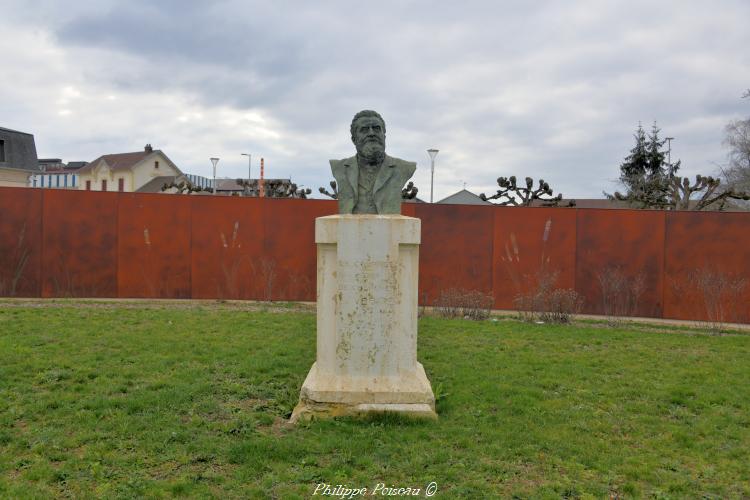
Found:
<box><xmin>237</xmin><ymin>179</ymin><xmax>311</xmax><ymax>198</ymax></box>
<box><xmin>401</xmin><ymin>181</ymin><xmax>419</xmax><ymax>200</ymax></box>
<box><xmin>668</xmin><ymin>175</ymin><xmax>749</xmax><ymax>211</ymax></box>
<box><xmin>479</xmin><ymin>176</ymin><xmax>574</xmax><ymax>207</ymax></box>
<box><xmin>319</xmin><ymin>180</ymin><xmax>420</xmax><ymax>200</ymax></box>
<box><xmin>161</xmin><ymin>180</ymin><xmax>213</xmax><ymax>194</ymax></box>
<box><xmin>319</xmin><ymin>180</ymin><xmax>339</xmax><ymax>199</ymax></box>
<box><xmin>612</xmin><ymin>174</ymin><xmax>749</xmax><ymax>211</ymax></box>
<box><xmin>721</xmin><ymin>118</ymin><xmax>750</xmax><ymax>207</ymax></box>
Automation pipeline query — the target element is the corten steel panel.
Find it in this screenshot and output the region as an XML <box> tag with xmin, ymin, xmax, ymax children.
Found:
<box><xmin>492</xmin><ymin>207</ymin><xmax>577</xmax><ymax>310</ymax></box>
<box><xmin>415</xmin><ymin>203</ymin><xmax>494</xmax><ymax>305</ymax></box>
<box><xmin>575</xmin><ymin>209</ymin><xmax>665</xmax><ymax>318</ymax></box>
<box><xmin>41</xmin><ymin>190</ymin><xmax>119</xmax><ymax>298</ymax></box>
<box><xmin>0</xmin><ymin>188</ymin><xmax>42</xmax><ymax>297</ymax></box>
<box><xmin>400</xmin><ymin>202</ymin><xmax>417</xmax><ymax>217</ymax></box>
<box><xmin>261</xmin><ymin>198</ymin><xmax>337</xmax><ymax>301</ymax></box>
<box><xmin>664</xmin><ymin>211</ymin><xmax>750</xmax><ymax>323</ymax></box>
<box><xmin>117</xmin><ymin>193</ymin><xmax>192</xmax><ymax>298</ymax></box>
<box><xmin>191</xmin><ymin>196</ymin><xmax>268</xmax><ymax>300</ymax></box>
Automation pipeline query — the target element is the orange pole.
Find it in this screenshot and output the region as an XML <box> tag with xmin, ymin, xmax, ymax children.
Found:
<box><xmin>259</xmin><ymin>157</ymin><xmax>265</xmax><ymax>198</ymax></box>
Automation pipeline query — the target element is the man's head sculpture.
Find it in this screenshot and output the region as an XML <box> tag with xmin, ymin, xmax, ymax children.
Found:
<box><xmin>330</xmin><ymin>110</ymin><xmax>416</xmax><ymax>214</ymax></box>
<box><xmin>350</xmin><ymin>110</ymin><xmax>387</xmax><ymax>166</ymax></box>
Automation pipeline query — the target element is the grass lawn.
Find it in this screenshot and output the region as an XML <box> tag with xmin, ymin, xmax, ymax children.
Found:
<box><xmin>0</xmin><ymin>302</ymin><xmax>749</xmax><ymax>498</ymax></box>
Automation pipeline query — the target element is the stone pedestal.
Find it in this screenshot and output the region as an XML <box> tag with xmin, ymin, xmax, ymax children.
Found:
<box><xmin>291</xmin><ymin>215</ymin><xmax>436</xmax><ymax>422</ymax></box>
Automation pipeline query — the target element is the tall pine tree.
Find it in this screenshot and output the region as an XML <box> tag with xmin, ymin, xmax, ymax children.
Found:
<box><xmin>609</xmin><ymin>122</ymin><xmax>680</xmax><ymax>208</ymax></box>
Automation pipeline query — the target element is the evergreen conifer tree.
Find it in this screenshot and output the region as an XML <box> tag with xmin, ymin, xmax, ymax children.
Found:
<box><xmin>620</xmin><ymin>123</ymin><xmax>649</xmax><ymax>181</ymax></box>
<box><xmin>610</xmin><ymin>122</ymin><xmax>680</xmax><ymax>208</ymax></box>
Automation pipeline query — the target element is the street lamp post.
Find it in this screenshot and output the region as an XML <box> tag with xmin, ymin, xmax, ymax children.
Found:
<box><xmin>241</xmin><ymin>153</ymin><xmax>252</xmax><ymax>180</ymax></box>
<box><xmin>427</xmin><ymin>149</ymin><xmax>439</xmax><ymax>203</ymax></box>
<box><xmin>210</xmin><ymin>157</ymin><xmax>219</xmax><ymax>195</ymax></box>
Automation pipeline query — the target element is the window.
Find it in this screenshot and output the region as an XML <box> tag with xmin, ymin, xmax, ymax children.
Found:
<box><xmin>101</xmin><ymin>179</ymin><xmax>107</xmax><ymax>191</ymax></box>
<box><xmin>155</xmin><ymin>160</ymin><xmax>159</xmax><ymax>169</ymax></box>
<box><xmin>85</xmin><ymin>180</ymin><xmax>91</xmax><ymax>191</ymax></box>
<box><xmin>118</xmin><ymin>178</ymin><xmax>124</xmax><ymax>192</ymax></box>
<box><xmin>0</xmin><ymin>140</ymin><xmax>5</xmax><ymax>162</ymax></box>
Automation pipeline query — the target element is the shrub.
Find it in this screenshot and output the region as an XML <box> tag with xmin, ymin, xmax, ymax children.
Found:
<box><xmin>597</xmin><ymin>266</ymin><xmax>646</xmax><ymax>326</ymax></box>
<box><xmin>539</xmin><ymin>288</ymin><xmax>584</xmax><ymax>324</ymax></box>
<box><xmin>434</xmin><ymin>288</ymin><xmax>494</xmax><ymax>320</ymax></box>
<box><xmin>677</xmin><ymin>268</ymin><xmax>748</xmax><ymax>333</ymax></box>
<box><xmin>514</xmin><ymin>286</ymin><xmax>583</xmax><ymax>324</ymax></box>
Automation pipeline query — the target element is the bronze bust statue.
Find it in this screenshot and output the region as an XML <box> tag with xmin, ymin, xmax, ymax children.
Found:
<box><xmin>330</xmin><ymin>110</ymin><xmax>416</xmax><ymax>214</ymax></box>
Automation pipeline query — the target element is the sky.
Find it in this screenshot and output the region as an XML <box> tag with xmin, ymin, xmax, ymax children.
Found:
<box><xmin>1</xmin><ymin>0</ymin><xmax>749</xmax><ymax>201</ymax></box>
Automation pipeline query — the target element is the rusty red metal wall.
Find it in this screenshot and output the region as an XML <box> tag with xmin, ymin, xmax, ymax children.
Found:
<box><xmin>663</xmin><ymin>212</ymin><xmax>750</xmax><ymax>323</ymax></box>
<box><xmin>118</xmin><ymin>193</ymin><xmax>192</xmax><ymax>298</ymax></box>
<box><xmin>415</xmin><ymin>203</ymin><xmax>495</xmax><ymax>305</ymax></box>
<box><xmin>493</xmin><ymin>207</ymin><xmax>577</xmax><ymax>310</ymax></box>
<box><xmin>190</xmin><ymin>196</ymin><xmax>266</xmax><ymax>300</ymax></box>
<box><xmin>1</xmin><ymin>188</ymin><xmax>749</xmax><ymax>323</ymax></box>
<box><xmin>41</xmin><ymin>190</ymin><xmax>118</xmax><ymax>298</ymax></box>
<box><xmin>261</xmin><ymin>198</ymin><xmax>337</xmax><ymax>301</ymax></box>
<box><xmin>0</xmin><ymin>188</ymin><xmax>42</xmax><ymax>297</ymax></box>
<box><xmin>576</xmin><ymin>209</ymin><xmax>666</xmax><ymax>318</ymax></box>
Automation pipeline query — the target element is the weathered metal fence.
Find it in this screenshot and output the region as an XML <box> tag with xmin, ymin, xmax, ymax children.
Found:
<box><xmin>1</xmin><ymin>187</ymin><xmax>748</xmax><ymax>323</ymax></box>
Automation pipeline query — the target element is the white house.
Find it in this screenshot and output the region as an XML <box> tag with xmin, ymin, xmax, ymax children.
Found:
<box><xmin>76</xmin><ymin>144</ymin><xmax>183</xmax><ymax>192</ymax></box>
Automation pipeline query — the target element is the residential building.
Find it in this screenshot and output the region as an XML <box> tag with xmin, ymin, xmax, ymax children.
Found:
<box><xmin>0</xmin><ymin>126</ymin><xmax>40</xmax><ymax>187</ymax></box>
<box><xmin>30</xmin><ymin>158</ymin><xmax>88</xmax><ymax>189</ymax></box>
<box><xmin>76</xmin><ymin>144</ymin><xmax>182</xmax><ymax>192</ymax></box>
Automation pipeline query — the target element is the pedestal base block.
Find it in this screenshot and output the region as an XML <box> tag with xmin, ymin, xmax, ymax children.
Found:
<box><xmin>291</xmin><ymin>215</ymin><xmax>436</xmax><ymax>423</ymax></box>
<box><xmin>290</xmin><ymin>361</ymin><xmax>437</xmax><ymax>422</ymax></box>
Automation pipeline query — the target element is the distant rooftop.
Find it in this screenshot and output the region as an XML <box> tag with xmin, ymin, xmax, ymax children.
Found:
<box><xmin>0</xmin><ymin>126</ymin><xmax>39</xmax><ymax>171</ymax></box>
<box><xmin>78</xmin><ymin>144</ymin><xmax>176</xmax><ymax>174</ymax></box>
<box><xmin>436</xmin><ymin>189</ymin><xmax>493</xmax><ymax>205</ymax></box>
<box><xmin>0</xmin><ymin>126</ymin><xmax>34</xmax><ymax>136</ymax></box>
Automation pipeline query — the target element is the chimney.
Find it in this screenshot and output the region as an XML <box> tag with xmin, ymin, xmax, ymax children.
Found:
<box><xmin>259</xmin><ymin>157</ymin><xmax>265</xmax><ymax>198</ymax></box>
<box><xmin>144</xmin><ymin>144</ymin><xmax>153</xmax><ymax>153</ymax></box>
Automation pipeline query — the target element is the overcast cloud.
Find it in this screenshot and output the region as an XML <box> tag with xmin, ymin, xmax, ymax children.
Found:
<box><xmin>2</xmin><ymin>0</ymin><xmax>749</xmax><ymax>200</ymax></box>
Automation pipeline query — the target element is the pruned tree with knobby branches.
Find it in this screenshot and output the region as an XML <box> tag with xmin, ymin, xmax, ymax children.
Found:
<box><xmin>401</xmin><ymin>181</ymin><xmax>418</xmax><ymax>200</ymax></box>
<box><xmin>318</xmin><ymin>181</ymin><xmax>339</xmax><ymax>199</ymax></box>
<box><xmin>479</xmin><ymin>176</ymin><xmax>574</xmax><ymax>207</ymax></box>
<box><xmin>318</xmin><ymin>180</ymin><xmax>420</xmax><ymax>200</ymax></box>
<box><xmin>236</xmin><ymin>179</ymin><xmax>311</xmax><ymax>198</ymax></box>
<box><xmin>669</xmin><ymin>175</ymin><xmax>749</xmax><ymax>211</ymax></box>
<box><xmin>161</xmin><ymin>180</ymin><xmax>213</xmax><ymax>194</ymax></box>
<box><xmin>611</xmin><ymin>174</ymin><xmax>749</xmax><ymax>211</ymax></box>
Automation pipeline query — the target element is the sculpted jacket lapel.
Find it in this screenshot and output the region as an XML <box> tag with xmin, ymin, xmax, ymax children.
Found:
<box><xmin>344</xmin><ymin>156</ymin><xmax>359</xmax><ymax>207</ymax></box>
<box><xmin>373</xmin><ymin>156</ymin><xmax>396</xmax><ymax>194</ymax></box>
<box><xmin>373</xmin><ymin>156</ymin><xmax>397</xmax><ymax>213</ymax></box>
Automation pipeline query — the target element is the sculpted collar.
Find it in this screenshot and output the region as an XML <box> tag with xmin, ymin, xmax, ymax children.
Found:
<box><xmin>343</xmin><ymin>155</ymin><xmax>397</xmax><ymax>169</ymax></box>
<box><xmin>342</xmin><ymin>155</ymin><xmax>397</xmax><ymax>196</ymax></box>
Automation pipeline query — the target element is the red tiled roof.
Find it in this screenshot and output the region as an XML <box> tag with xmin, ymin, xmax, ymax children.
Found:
<box><xmin>78</xmin><ymin>151</ymin><xmax>153</xmax><ymax>173</ymax></box>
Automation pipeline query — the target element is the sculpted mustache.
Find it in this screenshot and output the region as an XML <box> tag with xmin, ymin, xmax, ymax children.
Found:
<box><xmin>359</xmin><ymin>135</ymin><xmax>384</xmax><ymax>145</ymax></box>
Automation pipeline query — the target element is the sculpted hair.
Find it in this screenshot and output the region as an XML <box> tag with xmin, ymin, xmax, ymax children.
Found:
<box><xmin>350</xmin><ymin>110</ymin><xmax>386</xmax><ymax>140</ymax></box>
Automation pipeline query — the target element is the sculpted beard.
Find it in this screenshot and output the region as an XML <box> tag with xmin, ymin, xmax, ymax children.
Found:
<box><xmin>356</xmin><ymin>135</ymin><xmax>386</xmax><ymax>165</ymax></box>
